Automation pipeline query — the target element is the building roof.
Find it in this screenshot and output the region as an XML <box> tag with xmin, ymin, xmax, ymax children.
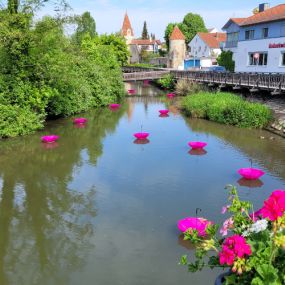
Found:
<box><xmin>240</xmin><ymin>4</ymin><xmax>285</xmax><ymax>26</ymax></box>
<box><xmin>130</xmin><ymin>39</ymin><xmax>158</xmax><ymax>45</ymax></box>
<box><xmin>121</xmin><ymin>13</ymin><xmax>134</xmax><ymax>37</ymax></box>
<box><xmin>169</xmin><ymin>26</ymin><xmax>186</xmax><ymax>40</ymax></box>
<box><xmin>197</xmin><ymin>32</ymin><xmax>226</xmax><ymax>48</ymax></box>
<box><xmin>222</xmin><ymin>18</ymin><xmax>246</xmax><ymax>30</ymax></box>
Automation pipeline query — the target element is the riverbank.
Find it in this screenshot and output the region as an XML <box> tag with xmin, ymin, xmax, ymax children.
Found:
<box><xmin>245</xmin><ymin>94</ymin><xmax>285</xmax><ymax>138</ymax></box>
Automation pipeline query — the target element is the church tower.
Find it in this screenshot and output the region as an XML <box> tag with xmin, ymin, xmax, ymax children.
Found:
<box><xmin>121</xmin><ymin>13</ymin><xmax>134</xmax><ymax>45</ymax></box>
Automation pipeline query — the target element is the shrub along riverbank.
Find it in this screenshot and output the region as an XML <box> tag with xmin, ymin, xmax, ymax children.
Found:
<box><xmin>181</xmin><ymin>92</ymin><xmax>272</xmax><ymax>128</ymax></box>
<box><xmin>0</xmin><ymin>6</ymin><xmax>128</xmax><ymax>138</ymax></box>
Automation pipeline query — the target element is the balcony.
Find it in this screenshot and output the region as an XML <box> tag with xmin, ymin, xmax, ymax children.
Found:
<box><xmin>225</xmin><ymin>41</ymin><xmax>238</xmax><ymax>48</ymax></box>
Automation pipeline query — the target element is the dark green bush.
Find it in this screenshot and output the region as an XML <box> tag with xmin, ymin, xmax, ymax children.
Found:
<box><xmin>0</xmin><ymin>104</ymin><xmax>44</xmax><ymax>138</ymax></box>
<box><xmin>182</xmin><ymin>92</ymin><xmax>272</xmax><ymax>128</ymax></box>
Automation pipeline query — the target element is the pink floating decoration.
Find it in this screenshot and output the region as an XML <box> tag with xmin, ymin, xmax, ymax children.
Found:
<box><xmin>128</xmin><ymin>89</ymin><xmax>136</xmax><ymax>94</ymax></box>
<box><xmin>188</xmin><ymin>141</ymin><xmax>207</xmax><ymax>149</ymax></box>
<box><xmin>159</xmin><ymin>110</ymin><xmax>169</xmax><ymax>115</ymax></box>
<box><xmin>109</xmin><ymin>104</ymin><xmax>121</xmax><ymax>109</ymax></box>
<box><xmin>143</xmin><ymin>80</ymin><xmax>150</xmax><ymax>85</ymax></box>
<box><xmin>177</xmin><ymin>217</ymin><xmax>212</xmax><ymax>237</ymax></box>
<box><xmin>167</xmin><ymin>93</ymin><xmax>175</xmax><ymax>98</ymax></box>
<box><xmin>238</xmin><ymin>168</ymin><xmax>265</xmax><ymax>180</ymax></box>
<box><xmin>133</xmin><ymin>132</ymin><xmax>149</xmax><ymax>140</ymax></box>
<box><xmin>41</xmin><ymin>135</ymin><xmax>59</xmax><ymax>143</ymax></box>
<box><xmin>73</xmin><ymin>118</ymin><xmax>87</xmax><ymax>125</ymax></box>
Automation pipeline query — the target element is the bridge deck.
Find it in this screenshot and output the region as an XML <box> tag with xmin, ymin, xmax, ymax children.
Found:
<box><xmin>122</xmin><ymin>66</ymin><xmax>285</xmax><ymax>93</ymax></box>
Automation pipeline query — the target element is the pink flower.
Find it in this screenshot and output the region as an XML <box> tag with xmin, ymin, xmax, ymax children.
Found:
<box><xmin>261</xmin><ymin>190</ymin><xmax>285</xmax><ymax>221</ymax></box>
<box><xmin>221</xmin><ymin>205</ymin><xmax>230</xmax><ymax>214</ymax></box>
<box><xmin>177</xmin><ymin>217</ymin><xmax>213</xmax><ymax>237</ymax></box>
<box><xmin>220</xmin><ymin>217</ymin><xmax>234</xmax><ymax>236</ymax></box>
<box><xmin>224</xmin><ymin>235</ymin><xmax>251</xmax><ymax>258</ymax></box>
<box><xmin>219</xmin><ymin>246</ymin><xmax>235</xmax><ymax>266</ymax></box>
<box><xmin>249</xmin><ymin>208</ymin><xmax>263</xmax><ymax>222</ymax></box>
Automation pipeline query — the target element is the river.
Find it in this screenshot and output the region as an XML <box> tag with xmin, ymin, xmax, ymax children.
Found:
<box><xmin>0</xmin><ymin>81</ymin><xmax>285</xmax><ymax>285</ymax></box>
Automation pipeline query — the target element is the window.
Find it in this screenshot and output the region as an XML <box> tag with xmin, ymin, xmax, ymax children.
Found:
<box><xmin>262</xmin><ymin>28</ymin><xmax>268</xmax><ymax>38</ymax></box>
<box><xmin>281</xmin><ymin>53</ymin><xmax>285</xmax><ymax>66</ymax></box>
<box><xmin>248</xmin><ymin>52</ymin><xmax>268</xmax><ymax>66</ymax></box>
<box><xmin>198</xmin><ymin>46</ymin><xmax>201</xmax><ymax>52</ymax></box>
<box><xmin>245</xmin><ymin>30</ymin><xmax>255</xmax><ymax>40</ymax></box>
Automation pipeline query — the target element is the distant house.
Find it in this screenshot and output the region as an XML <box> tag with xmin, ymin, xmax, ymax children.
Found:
<box><xmin>222</xmin><ymin>3</ymin><xmax>285</xmax><ymax>73</ymax></box>
<box><xmin>186</xmin><ymin>32</ymin><xmax>226</xmax><ymax>69</ymax></box>
<box><xmin>120</xmin><ymin>13</ymin><xmax>162</xmax><ymax>64</ymax></box>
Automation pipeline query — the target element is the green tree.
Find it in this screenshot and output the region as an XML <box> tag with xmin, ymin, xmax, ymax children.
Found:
<box><xmin>74</xmin><ymin>11</ymin><xmax>96</xmax><ymax>44</ymax></box>
<box><xmin>164</xmin><ymin>22</ymin><xmax>177</xmax><ymax>50</ymax></box>
<box><xmin>217</xmin><ymin>50</ymin><xmax>235</xmax><ymax>72</ymax></box>
<box><xmin>181</xmin><ymin>13</ymin><xmax>207</xmax><ymax>44</ymax></box>
<box><xmin>141</xmin><ymin>21</ymin><xmax>149</xmax><ymax>39</ymax></box>
<box><xmin>93</xmin><ymin>33</ymin><xmax>129</xmax><ymax>66</ymax></box>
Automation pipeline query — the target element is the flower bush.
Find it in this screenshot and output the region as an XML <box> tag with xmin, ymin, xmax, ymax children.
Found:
<box><xmin>180</xmin><ymin>185</ymin><xmax>285</xmax><ymax>285</ymax></box>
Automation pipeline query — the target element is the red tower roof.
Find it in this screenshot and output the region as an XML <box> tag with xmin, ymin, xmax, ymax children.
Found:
<box><xmin>121</xmin><ymin>13</ymin><xmax>134</xmax><ymax>36</ymax></box>
<box><xmin>169</xmin><ymin>26</ymin><xmax>185</xmax><ymax>40</ymax></box>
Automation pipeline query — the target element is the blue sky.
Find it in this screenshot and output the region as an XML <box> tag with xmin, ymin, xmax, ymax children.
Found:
<box><xmin>41</xmin><ymin>0</ymin><xmax>284</xmax><ymax>40</ymax></box>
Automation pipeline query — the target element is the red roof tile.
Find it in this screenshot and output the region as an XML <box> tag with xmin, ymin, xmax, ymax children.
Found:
<box><xmin>240</xmin><ymin>4</ymin><xmax>285</xmax><ymax>26</ymax></box>
<box><xmin>131</xmin><ymin>39</ymin><xmax>158</xmax><ymax>45</ymax></box>
<box><xmin>121</xmin><ymin>13</ymin><xmax>134</xmax><ymax>36</ymax></box>
<box><xmin>197</xmin><ymin>32</ymin><xmax>226</xmax><ymax>48</ymax></box>
<box><xmin>231</xmin><ymin>18</ymin><xmax>247</xmax><ymax>25</ymax></box>
<box><xmin>169</xmin><ymin>26</ymin><xmax>185</xmax><ymax>40</ymax></box>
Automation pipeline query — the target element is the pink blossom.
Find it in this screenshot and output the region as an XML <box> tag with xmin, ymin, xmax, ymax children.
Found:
<box><xmin>261</xmin><ymin>190</ymin><xmax>285</xmax><ymax>221</ymax></box>
<box><xmin>224</xmin><ymin>235</ymin><xmax>252</xmax><ymax>258</ymax></box>
<box><xmin>249</xmin><ymin>208</ymin><xmax>263</xmax><ymax>222</ymax></box>
<box><xmin>220</xmin><ymin>217</ymin><xmax>234</xmax><ymax>236</ymax></box>
<box><xmin>177</xmin><ymin>217</ymin><xmax>213</xmax><ymax>237</ymax></box>
<box><xmin>219</xmin><ymin>246</ymin><xmax>235</xmax><ymax>266</ymax></box>
<box><xmin>221</xmin><ymin>205</ymin><xmax>230</xmax><ymax>214</ymax></box>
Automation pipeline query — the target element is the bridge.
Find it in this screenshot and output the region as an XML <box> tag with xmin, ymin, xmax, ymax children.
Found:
<box><xmin>122</xmin><ymin>66</ymin><xmax>285</xmax><ymax>94</ymax></box>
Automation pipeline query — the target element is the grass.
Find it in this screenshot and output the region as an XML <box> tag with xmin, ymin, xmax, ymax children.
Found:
<box><xmin>181</xmin><ymin>92</ymin><xmax>272</xmax><ymax>128</ymax></box>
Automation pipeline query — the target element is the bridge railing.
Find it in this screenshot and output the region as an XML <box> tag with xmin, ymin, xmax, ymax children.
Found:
<box><xmin>122</xmin><ymin>66</ymin><xmax>285</xmax><ymax>91</ymax></box>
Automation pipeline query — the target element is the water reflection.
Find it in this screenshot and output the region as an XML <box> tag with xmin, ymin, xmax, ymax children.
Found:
<box><xmin>133</xmin><ymin>139</ymin><xmax>150</xmax><ymax>145</ymax></box>
<box><xmin>188</xmin><ymin>149</ymin><xmax>208</xmax><ymax>156</ymax></box>
<box><xmin>0</xmin><ymin>106</ymin><xmax>126</xmax><ymax>285</ymax></box>
<box><xmin>237</xmin><ymin>178</ymin><xmax>264</xmax><ymax>188</ymax></box>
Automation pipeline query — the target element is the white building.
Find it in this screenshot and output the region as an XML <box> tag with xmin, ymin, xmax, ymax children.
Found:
<box><xmin>187</xmin><ymin>32</ymin><xmax>226</xmax><ymax>69</ymax></box>
<box><xmin>223</xmin><ymin>3</ymin><xmax>285</xmax><ymax>73</ymax></box>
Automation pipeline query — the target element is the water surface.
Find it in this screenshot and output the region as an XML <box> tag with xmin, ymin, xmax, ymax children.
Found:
<box><xmin>0</xmin><ymin>81</ymin><xmax>285</xmax><ymax>285</ymax></box>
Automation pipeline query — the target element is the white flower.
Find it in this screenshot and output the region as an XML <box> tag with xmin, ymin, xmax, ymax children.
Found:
<box><xmin>250</xmin><ymin>219</ymin><xmax>268</xmax><ymax>233</ymax></box>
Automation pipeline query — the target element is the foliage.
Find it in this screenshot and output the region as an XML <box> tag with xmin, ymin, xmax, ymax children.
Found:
<box><xmin>157</xmin><ymin>74</ymin><xmax>175</xmax><ymax>90</ymax></box>
<box><xmin>164</xmin><ymin>13</ymin><xmax>207</xmax><ymax>50</ymax></box>
<box><xmin>127</xmin><ymin>63</ymin><xmax>155</xmax><ymax>68</ymax></box>
<box><xmin>164</xmin><ymin>22</ymin><xmax>178</xmax><ymax>50</ymax></box>
<box><xmin>181</xmin><ymin>13</ymin><xmax>207</xmax><ymax>45</ymax></box>
<box><xmin>181</xmin><ymin>92</ymin><xmax>272</xmax><ymax>128</ymax></box>
<box><xmin>180</xmin><ymin>185</ymin><xmax>285</xmax><ymax>285</ymax></box>
<box><xmin>175</xmin><ymin>79</ymin><xmax>203</xmax><ymax>96</ymax></box>
<box><xmin>93</xmin><ymin>33</ymin><xmax>129</xmax><ymax>66</ymax></box>
<box><xmin>73</xmin><ymin>11</ymin><xmax>96</xmax><ymax>45</ymax></box>
<box><xmin>217</xmin><ymin>51</ymin><xmax>235</xmax><ymax>72</ymax></box>
<box><xmin>0</xmin><ymin>104</ymin><xmax>44</xmax><ymax>138</ymax></box>
<box><xmin>0</xmin><ymin>7</ymin><xmax>125</xmax><ymax>138</ymax></box>
<box><xmin>141</xmin><ymin>21</ymin><xmax>149</xmax><ymax>39</ymax></box>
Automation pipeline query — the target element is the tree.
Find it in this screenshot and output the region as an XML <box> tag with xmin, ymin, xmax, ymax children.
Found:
<box><xmin>181</xmin><ymin>13</ymin><xmax>207</xmax><ymax>44</ymax></box>
<box><xmin>217</xmin><ymin>50</ymin><xmax>235</xmax><ymax>72</ymax></box>
<box><xmin>164</xmin><ymin>22</ymin><xmax>177</xmax><ymax>51</ymax></box>
<box><xmin>141</xmin><ymin>21</ymin><xmax>149</xmax><ymax>39</ymax></box>
<box><xmin>93</xmin><ymin>33</ymin><xmax>129</xmax><ymax>66</ymax></box>
<box><xmin>74</xmin><ymin>12</ymin><xmax>96</xmax><ymax>44</ymax></box>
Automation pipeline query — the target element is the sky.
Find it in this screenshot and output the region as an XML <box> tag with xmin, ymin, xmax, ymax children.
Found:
<box><xmin>40</xmin><ymin>0</ymin><xmax>285</xmax><ymax>40</ymax></box>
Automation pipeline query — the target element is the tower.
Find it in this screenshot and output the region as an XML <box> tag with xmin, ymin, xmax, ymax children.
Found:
<box><xmin>168</xmin><ymin>26</ymin><xmax>186</xmax><ymax>69</ymax></box>
<box><xmin>121</xmin><ymin>12</ymin><xmax>134</xmax><ymax>45</ymax></box>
